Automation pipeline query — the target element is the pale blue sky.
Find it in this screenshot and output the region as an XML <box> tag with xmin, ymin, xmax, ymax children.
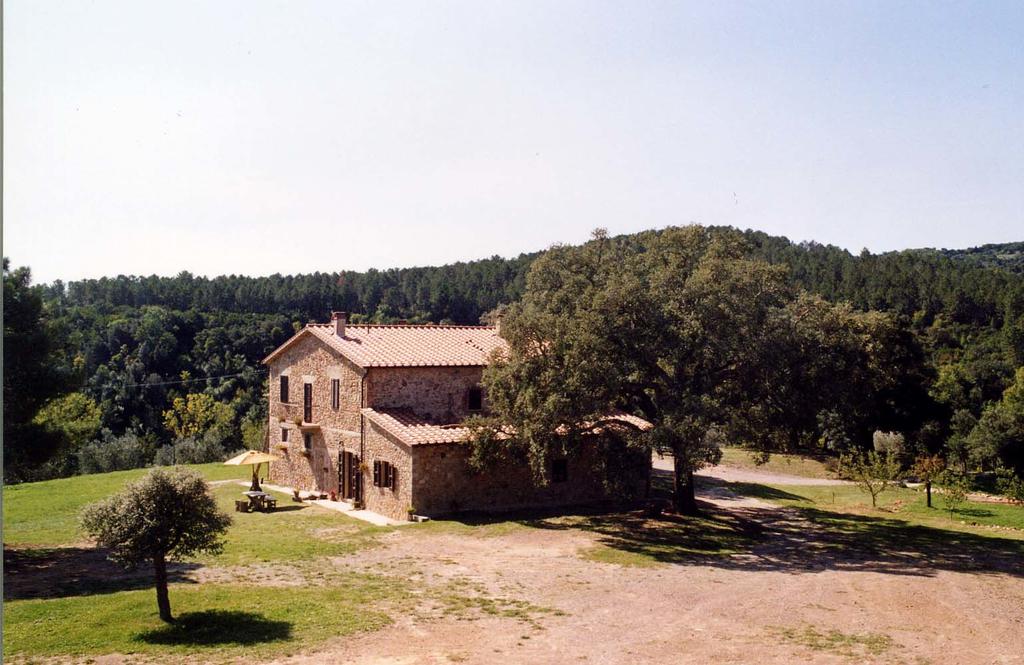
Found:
<box><xmin>4</xmin><ymin>1</ymin><xmax>1022</xmax><ymax>283</ymax></box>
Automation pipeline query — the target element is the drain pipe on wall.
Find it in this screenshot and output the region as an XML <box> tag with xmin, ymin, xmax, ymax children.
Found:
<box><xmin>359</xmin><ymin>370</ymin><xmax>366</xmax><ymax>502</ymax></box>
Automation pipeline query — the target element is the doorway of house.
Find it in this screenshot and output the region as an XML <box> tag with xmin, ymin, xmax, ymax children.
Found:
<box><xmin>339</xmin><ymin>450</ymin><xmax>362</xmax><ymax>501</ymax></box>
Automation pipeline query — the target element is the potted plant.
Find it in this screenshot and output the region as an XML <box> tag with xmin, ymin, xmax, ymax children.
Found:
<box><xmin>406</xmin><ymin>505</ymin><xmax>417</xmax><ymax>521</ymax></box>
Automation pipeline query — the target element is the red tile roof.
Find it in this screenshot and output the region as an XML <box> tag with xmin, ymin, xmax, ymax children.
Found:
<box><xmin>362</xmin><ymin>408</ymin><xmax>472</xmax><ymax>445</ymax></box>
<box><xmin>361</xmin><ymin>407</ymin><xmax>652</xmax><ymax>447</ymax></box>
<box><xmin>263</xmin><ymin>323</ymin><xmax>507</xmax><ymax>368</ymax></box>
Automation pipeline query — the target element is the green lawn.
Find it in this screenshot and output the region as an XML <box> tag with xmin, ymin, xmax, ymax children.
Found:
<box><xmin>2</xmin><ymin>462</ymin><xmax>251</xmax><ymax>547</ymax></box>
<box><xmin>2</xmin><ymin>464</ymin><xmax>407</xmax><ymax>659</ymax></box>
<box><xmin>733</xmin><ymin>481</ymin><xmax>1024</xmax><ymax>534</ymax></box>
<box><xmin>3</xmin><ymin>582</ymin><xmax>397</xmax><ymax>659</ymax></box>
<box><xmin>2</xmin><ymin>465</ymin><xmax>553</xmax><ymax>660</ymax></box>
<box><xmin>717</xmin><ymin>446</ymin><xmax>835</xmax><ymax>479</ymax></box>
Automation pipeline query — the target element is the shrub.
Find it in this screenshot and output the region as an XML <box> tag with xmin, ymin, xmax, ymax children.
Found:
<box><xmin>872</xmin><ymin>431</ymin><xmax>905</xmax><ymax>456</ymax></box>
<box><xmin>153</xmin><ymin>434</ymin><xmax>226</xmax><ymax>466</ymax></box>
<box><xmin>77</xmin><ymin>432</ymin><xmax>156</xmax><ymax>475</ymax></box>
<box><xmin>996</xmin><ymin>467</ymin><xmax>1024</xmax><ymax>504</ymax></box>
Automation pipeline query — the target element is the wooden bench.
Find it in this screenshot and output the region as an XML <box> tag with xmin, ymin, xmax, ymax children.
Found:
<box><xmin>235</xmin><ymin>499</ymin><xmax>250</xmax><ymax>513</ymax></box>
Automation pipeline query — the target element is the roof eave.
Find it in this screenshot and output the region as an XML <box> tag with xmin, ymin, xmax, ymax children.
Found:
<box><xmin>261</xmin><ymin>327</ymin><xmax>368</xmax><ymax>368</ymax></box>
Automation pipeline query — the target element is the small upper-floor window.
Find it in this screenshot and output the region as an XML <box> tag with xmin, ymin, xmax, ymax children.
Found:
<box><xmin>281</xmin><ymin>428</ymin><xmax>289</xmax><ymax>442</ymax></box>
<box><xmin>467</xmin><ymin>386</ymin><xmax>483</xmax><ymax>412</ymax></box>
<box><xmin>331</xmin><ymin>379</ymin><xmax>340</xmax><ymax>410</ymax></box>
<box><xmin>552</xmin><ymin>458</ymin><xmax>569</xmax><ymax>483</ymax></box>
<box><xmin>280</xmin><ymin>375</ymin><xmax>289</xmax><ymax>403</ymax></box>
<box><xmin>303</xmin><ymin>433</ymin><xmax>313</xmax><ymax>450</ymax></box>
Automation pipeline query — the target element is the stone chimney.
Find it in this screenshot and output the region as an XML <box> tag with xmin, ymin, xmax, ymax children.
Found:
<box><xmin>331</xmin><ymin>311</ymin><xmax>347</xmax><ymax>337</ymax></box>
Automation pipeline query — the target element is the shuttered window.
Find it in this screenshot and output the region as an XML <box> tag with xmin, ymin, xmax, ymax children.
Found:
<box><xmin>281</xmin><ymin>428</ymin><xmax>288</xmax><ymax>442</ymax></box>
<box><xmin>373</xmin><ymin>460</ymin><xmax>397</xmax><ymax>490</ymax></box>
<box><xmin>303</xmin><ymin>433</ymin><xmax>312</xmax><ymax>450</ymax></box>
<box><xmin>280</xmin><ymin>376</ymin><xmax>289</xmax><ymax>402</ymax></box>
<box><xmin>331</xmin><ymin>379</ymin><xmax>340</xmax><ymax>410</ymax></box>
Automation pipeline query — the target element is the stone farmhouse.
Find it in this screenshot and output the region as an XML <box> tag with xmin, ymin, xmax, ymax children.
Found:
<box><xmin>263</xmin><ymin>312</ymin><xmax>650</xmax><ymax>521</ymax></box>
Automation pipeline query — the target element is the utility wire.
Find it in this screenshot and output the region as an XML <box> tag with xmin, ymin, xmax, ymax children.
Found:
<box><xmin>119</xmin><ymin>369</ymin><xmax>267</xmax><ymax>389</ymax></box>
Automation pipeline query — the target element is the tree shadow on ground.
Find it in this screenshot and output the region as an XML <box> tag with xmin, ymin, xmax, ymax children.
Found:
<box><xmin>3</xmin><ymin>546</ymin><xmax>200</xmax><ymax>600</ymax></box>
<box><xmin>435</xmin><ymin>472</ymin><xmax>1024</xmax><ymax>579</ymax></box>
<box><xmin>136</xmin><ymin>610</ymin><xmax>292</xmax><ymax>646</ymax></box>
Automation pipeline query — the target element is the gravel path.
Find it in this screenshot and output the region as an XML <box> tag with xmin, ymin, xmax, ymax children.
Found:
<box><xmin>652</xmin><ymin>455</ymin><xmax>851</xmax><ymax>486</ymax></box>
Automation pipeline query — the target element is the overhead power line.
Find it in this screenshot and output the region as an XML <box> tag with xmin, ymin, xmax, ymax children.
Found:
<box><xmin>119</xmin><ymin>369</ymin><xmax>267</xmax><ymax>389</ymax></box>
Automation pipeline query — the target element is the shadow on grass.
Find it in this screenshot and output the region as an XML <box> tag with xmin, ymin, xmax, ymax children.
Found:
<box><xmin>137</xmin><ymin>610</ymin><xmax>292</xmax><ymax>646</ymax></box>
<box><xmin>428</xmin><ymin>471</ymin><xmax>1024</xmax><ymax>577</ymax></box>
<box><xmin>3</xmin><ymin>547</ymin><xmax>199</xmax><ymax>600</ymax></box>
<box><xmin>955</xmin><ymin>507</ymin><xmax>996</xmax><ymax>519</ymax></box>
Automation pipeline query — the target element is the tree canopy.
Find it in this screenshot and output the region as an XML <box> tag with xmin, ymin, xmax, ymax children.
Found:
<box><xmin>80</xmin><ymin>468</ymin><xmax>231</xmax><ymax>622</ymax></box>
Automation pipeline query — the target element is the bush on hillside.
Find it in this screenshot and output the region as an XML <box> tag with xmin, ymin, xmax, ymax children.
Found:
<box><xmin>77</xmin><ymin>432</ymin><xmax>156</xmax><ymax>475</ymax></box>
<box><xmin>153</xmin><ymin>434</ymin><xmax>227</xmax><ymax>466</ymax></box>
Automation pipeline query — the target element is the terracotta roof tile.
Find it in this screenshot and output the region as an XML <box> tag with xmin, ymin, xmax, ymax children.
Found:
<box><xmin>361</xmin><ymin>407</ymin><xmax>652</xmax><ymax>447</ymax></box>
<box><xmin>265</xmin><ymin>323</ymin><xmax>507</xmax><ymax>368</ymax></box>
<box><xmin>362</xmin><ymin>408</ymin><xmax>471</xmax><ymax>446</ymax></box>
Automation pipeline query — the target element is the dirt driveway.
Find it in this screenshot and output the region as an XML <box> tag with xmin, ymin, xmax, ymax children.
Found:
<box><xmin>269</xmin><ymin>468</ymin><xmax>1024</xmax><ymax>665</ymax></box>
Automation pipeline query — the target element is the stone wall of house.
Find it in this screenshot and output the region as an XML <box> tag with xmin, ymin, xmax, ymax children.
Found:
<box><xmin>362</xmin><ymin>419</ymin><xmax>414</xmax><ymax>520</ymax></box>
<box><xmin>267</xmin><ymin>333</ymin><xmax>364</xmax><ymax>492</ymax></box>
<box><xmin>410</xmin><ymin>441</ymin><xmax>648</xmax><ymax>517</ymax></box>
<box><xmin>366</xmin><ymin>366</ymin><xmax>485</xmax><ymax>422</ymax></box>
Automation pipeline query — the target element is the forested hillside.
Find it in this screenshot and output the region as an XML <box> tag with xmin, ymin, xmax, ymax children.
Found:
<box><xmin>936</xmin><ymin>241</ymin><xmax>1024</xmax><ymax>275</ymax></box>
<box><xmin>4</xmin><ymin>226</ymin><xmax>1023</xmax><ymax>487</ymax></box>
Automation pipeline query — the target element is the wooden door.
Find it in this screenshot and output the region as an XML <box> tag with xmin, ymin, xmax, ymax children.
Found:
<box><xmin>341</xmin><ymin>451</ymin><xmax>362</xmax><ymax>501</ymax></box>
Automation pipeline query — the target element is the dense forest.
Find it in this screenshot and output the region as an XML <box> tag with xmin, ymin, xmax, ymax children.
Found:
<box><xmin>4</xmin><ymin>227</ymin><xmax>1023</xmax><ymax>491</ymax></box>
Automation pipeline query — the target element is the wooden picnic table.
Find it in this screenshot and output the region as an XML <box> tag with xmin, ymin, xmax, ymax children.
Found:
<box><xmin>241</xmin><ymin>491</ymin><xmax>278</xmax><ymax>512</ymax></box>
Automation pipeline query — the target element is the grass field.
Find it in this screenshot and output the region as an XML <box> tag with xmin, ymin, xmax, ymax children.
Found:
<box><xmin>2</xmin><ymin>464</ymin><xmax>404</xmax><ymax>659</ymax></box>
<box><xmin>727</xmin><ymin>481</ymin><xmax>1024</xmax><ymax>535</ymax></box>
<box><xmin>717</xmin><ymin>446</ymin><xmax>835</xmax><ymax>479</ymax></box>
<box><xmin>2</xmin><ymin>462</ymin><xmax>251</xmax><ymax>546</ymax></box>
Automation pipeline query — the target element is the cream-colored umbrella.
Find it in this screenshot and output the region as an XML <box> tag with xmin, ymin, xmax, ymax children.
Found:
<box><xmin>224</xmin><ymin>450</ymin><xmax>281</xmax><ymax>492</ymax></box>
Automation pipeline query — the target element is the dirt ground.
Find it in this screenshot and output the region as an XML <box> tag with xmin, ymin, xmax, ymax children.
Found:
<box><xmin>264</xmin><ymin>471</ymin><xmax>1023</xmax><ymax>665</ymax></box>
<box><xmin>8</xmin><ymin>465</ymin><xmax>1023</xmax><ymax>665</ymax></box>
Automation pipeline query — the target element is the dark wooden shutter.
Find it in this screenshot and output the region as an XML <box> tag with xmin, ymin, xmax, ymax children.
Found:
<box><xmin>373</xmin><ymin>460</ymin><xmax>381</xmax><ymax>487</ymax></box>
<box><xmin>280</xmin><ymin>376</ymin><xmax>289</xmax><ymax>402</ymax></box>
<box><xmin>281</xmin><ymin>428</ymin><xmax>288</xmax><ymax>442</ymax></box>
<box><xmin>331</xmin><ymin>379</ymin><xmax>340</xmax><ymax>410</ymax></box>
<box><xmin>303</xmin><ymin>383</ymin><xmax>313</xmax><ymax>422</ymax></box>
<box><xmin>389</xmin><ymin>464</ymin><xmax>397</xmax><ymax>490</ymax></box>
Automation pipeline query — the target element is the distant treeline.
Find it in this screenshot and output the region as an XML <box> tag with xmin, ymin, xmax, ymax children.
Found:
<box><xmin>41</xmin><ymin>230</ymin><xmax>1023</xmax><ymax>331</ymax></box>
<box><xmin>5</xmin><ymin>227</ymin><xmax>1023</xmax><ymax>482</ymax></box>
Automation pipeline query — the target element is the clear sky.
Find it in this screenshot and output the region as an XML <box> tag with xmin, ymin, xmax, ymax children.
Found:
<box><xmin>4</xmin><ymin>1</ymin><xmax>1022</xmax><ymax>283</ymax></box>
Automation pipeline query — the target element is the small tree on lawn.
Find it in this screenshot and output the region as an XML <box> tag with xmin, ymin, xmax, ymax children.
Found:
<box><xmin>840</xmin><ymin>450</ymin><xmax>900</xmax><ymax>508</ymax></box>
<box><xmin>938</xmin><ymin>470</ymin><xmax>970</xmax><ymax>521</ymax></box>
<box><xmin>81</xmin><ymin>468</ymin><xmax>231</xmax><ymax>622</ymax></box>
<box><xmin>911</xmin><ymin>454</ymin><xmax>945</xmax><ymax>508</ymax></box>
